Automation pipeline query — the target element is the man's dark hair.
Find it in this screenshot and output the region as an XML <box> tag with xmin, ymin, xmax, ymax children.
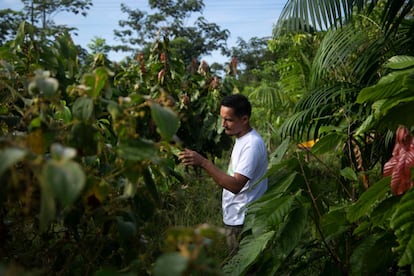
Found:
<box><xmin>221</xmin><ymin>94</ymin><xmax>252</xmax><ymax>118</ymax></box>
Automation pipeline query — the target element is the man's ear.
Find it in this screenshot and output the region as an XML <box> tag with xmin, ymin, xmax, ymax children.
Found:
<box><xmin>242</xmin><ymin>115</ymin><xmax>249</xmax><ymax>124</ymax></box>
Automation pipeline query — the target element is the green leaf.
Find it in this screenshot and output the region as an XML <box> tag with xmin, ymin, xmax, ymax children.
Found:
<box><xmin>117</xmin><ymin>139</ymin><xmax>159</xmax><ymax>162</ymax></box>
<box><xmin>54</xmin><ymin>106</ymin><xmax>72</xmax><ymax>123</ymax></box>
<box><xmin>356</xmin><ymin>69</ymin><xmax>413</xmax><ymax>103</ymax></box>
<box><xmin>320</xmin><ymin>207</ymin><xmax>351</xmax><ymax>241</ymax></box>
<box><xmin>390</xmin><ymin>188</ymin><xmax>414</xmax><ymax>266</ymax></box>
<box><xmin>143</xmin><ymin>167</ymin><xmax>159</xmax><ymax>202</ymax></box>
<box><xmin>268</xmin><ymin>137</ymin><xmax>290</xmax><ymax>164</ymax></box>
<box><xmin>340</xmin><ymin>167</ymin><xmax>358</xmax><ymax>181</ymax></box>
<box><xmin>386</xmin><ymin>56</ymin><xmax>414</xmax><ymax>70</ymax></box>
<box><xmin>277</xmin><ymin>205</ymin><xmax>308</xmax><ymax>260</ymax></box>
<box><xmin>91</xmin><ymin>67</ymin><xmax>109</xmax><ymax>98</ymax></box>
<box><xmin>347</xmin><ymin>177</ymin><xmax>390</xmax><ymax>223</ymax></box>
<box><xmin>350</xmin><ymin>233</ymin><xmax>395</xmax><ymax>275</ymax></box>
<box><xmin>311</xmin><ymin>132</ymin><xmax>344</xmax><ymax>155</ymax></box>
<box><xmin>246</xmin><ymin>190</ymin><xmax>300</xmax><ymax>235</ymax></box>
<box><xmin>150</xmin><ymin>102</ymin><xmax>180</xmax><ymax>141</ymax></box>
<box><xmin>42</xmin><ymin>160</ymin><xmax>86</xmax><ymax>206</ymax></box>
<box><xmin>72</xmin><ymin>96</ymin><xmax>94</xmax><ymax>121</ymax></box>
<box><xmin>222</xmin><ymin>231</ymin><xmax>275</xmax><ymax>276</ymax></box>
<box><xmin>153</xmin><ymin>252</ymin><xmax>189</xmax><ymax>276</ymax></box>
<box><xmin>0</xmin><ymin>148</ymin><xmax>26</xmax><ymax>177</ymax></box>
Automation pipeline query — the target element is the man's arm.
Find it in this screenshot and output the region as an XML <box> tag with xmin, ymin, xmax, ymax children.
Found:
<box><xmin>178</xmin><ymin>148</ymin><xmax>248</xmax><ymax>194</ymax></box>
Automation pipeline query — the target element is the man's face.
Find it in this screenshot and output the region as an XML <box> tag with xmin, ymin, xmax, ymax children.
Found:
<box><xmin>220</xmin><ymin>106</ymin><xmax>247</xmax><ymax>138</ymax></box>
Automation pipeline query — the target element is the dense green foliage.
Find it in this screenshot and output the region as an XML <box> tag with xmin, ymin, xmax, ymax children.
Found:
<box><xmin>0</xmin><ymin>16</ymin><xmax>233</xmax><ymax>274</ymax></box>
<box><xmin>2</xmin><ymin>0</ymin><xmax>414</xmax><ymax>275</ymax></box>
<box><xmin>221</xmin><ymin>0</ymin><xmax>414</xmax><ymax>275</ymax></box>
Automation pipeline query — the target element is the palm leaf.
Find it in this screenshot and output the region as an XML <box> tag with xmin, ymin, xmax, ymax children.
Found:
<box><xmin>310</xmin><ymin>20</ymin><xmax>388</xmax><ymax>87</ymax></box>
<box><xmin>274</xmin><ymin>0</ymin><xmax>355</xmax><ymax>35</ymax></box>
<box><xmin>279</xmin><ymin>85</ymin><xmax>358</xmax><ymax>139</ymax></box>
<box><xmin>274</xmin><ymin>0</ymin><xmax>412</xmax><ymax>36</ymax></box>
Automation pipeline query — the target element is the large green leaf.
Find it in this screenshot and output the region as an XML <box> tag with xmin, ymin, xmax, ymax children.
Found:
<box><xmin>117</xmin><ymin>139</ymin><xmax>159</xmax><ymax>162</ymax></box>
<box><xmin>356</xmin><ymin>69</ymin><xmax>412</xmax><ymax>103</ymax></box>
<box><xmin>81</xmin><ymin>68</ymin><xmax>109</xmax><ymax>98</ymax></box>
<box><xmin>246</xmin><ymin>192</ymin><xmax>298</xmax><ymax>233</ymax></box>
<box><xmin>0</xmin><ymin>147</ymin><xmax>26</xmax><ymax>177</ymax></box>
<box><xmin>311</xmin><ymin>132</ymin><xmax>345</xmax><ymax>155</ymax></box>
<box><xmin>347</xmin><ymin>177</ymin><xmax>390</xmax><ymax>223</ymax></box>
<box><xmin>42</xmin><ymin>159</ymin><xmax>86</xmax><ymax>206</ymax></box>
<box><xmin>274</xmin><ymin>0</ymin><xmax>353</xmax><ymax>35</ymax></box>
<box><xmin>72</xmin><ymin>96</ymin><xmax>94</xmax><ymax>121</ymax></box>
<box><xmin>390</xmin><ymin>188</ymin><xmax>414</xmax><ymax>267</ymax></box>
<box><xmin>222</xmin><ymin>231</ymin><xmax>275</xmax><ymax>276</ymax></box>
<box><xmin>320</xmin><ymin>206</ymin><xmax>351</xmax><ymax>241</ymax></box>
<box><xmin>268</xmin><ymin>137</ymin><xmax>290</xmax><ymax>165</ymax></box>
<box><xmin>275</xmin><ymin>205</ymin><xmax>308</xmax><ymax>270</ymax></box>
<box><xmin>153</xmin><ymin>252</ymin><xmax>189</xmax><ymax>276</ymax></box>
<box><xmin>150</xmin><ymin>102</ymin><xmax>180</xmax><ymax>141</ymax></box>
<box><xmin>350</xmin><ymin>233</ymin><xmax>396</xmax><ymax>274</ymax></box>
<box><xmin>386</xmin><ymin>55</ymin><xmax>414</xmax><ymax>70</ymax></box>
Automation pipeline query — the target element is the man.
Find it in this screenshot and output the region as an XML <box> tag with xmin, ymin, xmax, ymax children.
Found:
<box><xmin>178</xmin><ymin>93</ymin><xmax>268</xmax><ymax>255</ymax></box>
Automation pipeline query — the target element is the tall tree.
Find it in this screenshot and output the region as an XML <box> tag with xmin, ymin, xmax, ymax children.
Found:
<box><xmin>113</xmin><ymin>0</ymin><xmax>229</xmax><ymax>64</ymax></box>
<box><xmin>21</xmin><ymin>0</ymin><xmax>92</xmax><ymax>34</ymax></box>
<box><xmin>0</xmin><ymin>9</ymin><xmax>25</xmax><ymax>45</ymax></box>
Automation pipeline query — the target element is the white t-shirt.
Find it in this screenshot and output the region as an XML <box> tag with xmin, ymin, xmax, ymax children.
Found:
<box><xmin>222</xmin><ymin>129</ymin><xmax>268</xmax><ymax>226</ymax></box>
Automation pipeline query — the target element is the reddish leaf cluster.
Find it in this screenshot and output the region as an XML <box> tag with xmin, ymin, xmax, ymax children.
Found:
<box><xmin>383</xmin><ymin>126</ymin><xmax>414</xmax><ymax>195</ymax></box>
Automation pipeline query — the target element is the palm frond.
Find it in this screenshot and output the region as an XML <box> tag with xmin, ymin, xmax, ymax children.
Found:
<box><xmin>274</xmin><ymin>0</ymin><xmax>362</xmax><ymax>35</ymax></box>
<box><xmin>279</xmin><ymin>85</ymin><xmax>359</xmax><ymax>140</ymax></box>
<box><xmin>274</xmin><ymin>0</ymin><xmax>413</xmax><ymax>37</ymax></box>
<box><xmin>310</xmin><ymin>19</ymin><xmax>388</xmax><ymax>87</ymax></box>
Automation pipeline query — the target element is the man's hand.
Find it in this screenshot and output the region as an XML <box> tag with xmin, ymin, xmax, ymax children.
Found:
<box><xmin>178</xmin><ymin>148</ymin><xmax>205</xmax><ymax>167</ymax></box>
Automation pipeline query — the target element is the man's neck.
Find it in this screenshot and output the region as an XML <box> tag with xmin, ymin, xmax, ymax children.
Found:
<box><xmin>236</xmin><ymin>126</ymin><xmax>252</xmax><ymax>138</ymax></box>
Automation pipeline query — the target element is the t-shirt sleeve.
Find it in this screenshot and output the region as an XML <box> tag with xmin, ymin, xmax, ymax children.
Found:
<box><xmin>234</xmin><ymin>141</ymin><xmax>260</xmax><ymax>180</ymax></box>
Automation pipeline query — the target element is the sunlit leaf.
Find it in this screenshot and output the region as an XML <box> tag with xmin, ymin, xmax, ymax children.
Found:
<box><xmin>386</xmin><ymin>56</ymin><xmax>414</xmax><ymax>70</ymax></box>
<box><xmin>54</xmin><ymin>105</ymin><xmax>72</xmax><ymax>123</ymax></box>
<box><xmin>90</xmin><ymin>67</ymin><xmax>109</xmax><ymax>98</ymax></box>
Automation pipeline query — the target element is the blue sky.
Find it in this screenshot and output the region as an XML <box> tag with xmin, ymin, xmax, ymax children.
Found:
<box><xmin>1</xmin><ymin>0</ymin><xmax>286</xmax><ymax>63</ymax></box>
